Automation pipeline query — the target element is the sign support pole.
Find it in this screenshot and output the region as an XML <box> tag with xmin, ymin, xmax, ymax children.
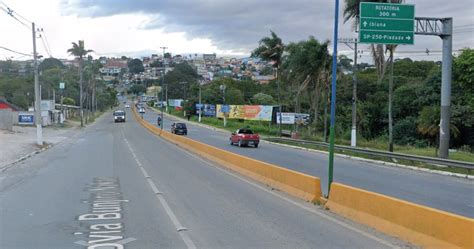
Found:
<box><xmin>328</xmin><ymin>0</ymin><xmax>340</xmax><ymax>195</ymax></box>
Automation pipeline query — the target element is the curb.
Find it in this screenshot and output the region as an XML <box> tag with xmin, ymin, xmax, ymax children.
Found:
<box><xmin>149</xmin><ymin>107</ymin><xmax>472</xmax><ymax>180</ymax></box>
<box><xmin>0</xmin><ymin>143</ymin><xmax>54</xmax><ymax>172</ymax></box>
<box><xmin>264</xmin><ymin>140</ymin><xmax>474</xmax><ymax>180</ymax></box>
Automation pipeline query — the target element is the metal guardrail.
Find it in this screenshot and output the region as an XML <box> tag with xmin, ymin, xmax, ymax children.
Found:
<box><xmin>265</xmin><ymin>137</ymin><xmax>474</xmax><ymax>170</ymax></box>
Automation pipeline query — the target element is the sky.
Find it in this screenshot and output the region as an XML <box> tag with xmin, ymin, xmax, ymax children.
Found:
<box><xmin>0</xmin><ymin>0</ymin><xmax>473</xmax><ymax>62</ymax></box>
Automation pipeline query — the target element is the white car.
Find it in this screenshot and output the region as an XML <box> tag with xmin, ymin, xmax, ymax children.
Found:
<box><xmin>125</xmin><ymin>104</ymin><xmax>130</xmax><ymax>108</ymax></box>
<box><xmin>139</xmin><ymin>108</ymin><xmax>146</xmax><ymax>113</ymax></box>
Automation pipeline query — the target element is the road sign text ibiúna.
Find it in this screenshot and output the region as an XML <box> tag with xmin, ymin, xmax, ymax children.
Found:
<box><xmin>359</xmin><ymin>3</ymin><xmax>415</xmax><ymax>45</ymax></box>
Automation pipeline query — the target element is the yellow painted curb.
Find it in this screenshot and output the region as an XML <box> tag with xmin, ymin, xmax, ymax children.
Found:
<box><xmin>132</xmin><ymin>107</ymin><xmax>322</xmax><ymax>202</ymax></box>
<box><xmin>325</xmin><ymin>182</ymin><xmax>474</xmax><ymax>249</ymax></box>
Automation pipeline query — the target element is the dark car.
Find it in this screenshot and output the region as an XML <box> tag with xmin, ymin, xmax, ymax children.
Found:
<box><xmin>171</xmin><ymin>122</ymin><xmax>187</xmax><ymax>135</ymax></box>
<box><xmin>230</xmin><ymin>128</ymin><xmax>260</xmax><ymax>148</ymax></box>
<box><xmin>113</xmin><ymin>110</ymin><xmax>126</xmax><ymax>122</ymax></box>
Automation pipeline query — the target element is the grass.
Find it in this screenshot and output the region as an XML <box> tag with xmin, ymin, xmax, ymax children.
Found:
<box><xmin>163</xmin><ymin>108</ymin><xmax>474</xmax><ymax>168</ymax></box>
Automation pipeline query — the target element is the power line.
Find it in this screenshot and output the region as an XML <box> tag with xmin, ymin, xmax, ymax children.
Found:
<box><xmin>38</xmin><ymin>28</ymin><xmax>53</xmax><ymax>57</ymax></box>
<box><xmin>0</xmin><ymin>3</ymin><xmax>30</xmax><ymax>30</ymax></box>
<box><xmin>0</xmin><ymin>1</ymin><xmax>32</xmax><ymax>24</ymax></box>
<box><xmin>454</xmin><ymin>24</ymin><xmax>474</xmax><ymax>29</ymax></box>
<box><xmin>0</xmin><ymin>46</ymin><xmax>32</xmax><ymax>56</ymax></box>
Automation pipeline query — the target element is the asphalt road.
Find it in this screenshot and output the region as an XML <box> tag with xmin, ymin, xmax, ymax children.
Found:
<box><xmin>143</xmin><ymin>107</ymin><xmax>474</xmax><ymax>218</ymax></box>
<box><xmin>0</xmin><ymin>108</ymin><xmax>411</xmax><ymax>248</ymax></box>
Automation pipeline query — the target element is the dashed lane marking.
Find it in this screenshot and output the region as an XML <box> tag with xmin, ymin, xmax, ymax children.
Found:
<box><xmin>123</xmin><ymin>135</ymin><xmax>197</xmax><ymax>249</ymax></box>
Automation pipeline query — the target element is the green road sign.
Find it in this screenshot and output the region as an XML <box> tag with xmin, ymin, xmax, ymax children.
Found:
<box><xmin>359</xmin><ymin>2</ymin><xmax>415</xmax><ymax>45</ymax></box>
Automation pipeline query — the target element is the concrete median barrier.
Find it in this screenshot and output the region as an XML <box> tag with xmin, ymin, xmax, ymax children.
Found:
<box><xmin>325</xmin><ymin>182</ymin><xmax>474</xmax><ymax>249</ymax></box>
<box><xmin>132</xmin><ymin>107</ymin><xmax>322</xmax><ymax>202</ymax></box>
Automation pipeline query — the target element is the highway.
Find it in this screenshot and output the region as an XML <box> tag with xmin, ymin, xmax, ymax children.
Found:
<box><xmin>143</xmin><ymin>107</ymin><xmax>474</xmax><ymax>218</ymax></box>
<box><xmin>0</xmin><ymin>108</ymin><xmax>410</xmax><ymax>248</ymax></box>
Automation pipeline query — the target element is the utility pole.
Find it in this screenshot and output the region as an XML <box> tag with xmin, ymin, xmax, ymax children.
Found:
<box><xmin>388</xmin><ymin>49</ymin><xmax>394</xmax><ymax>152</ymax></box>
<box><xmin>338</xmin><ymin>37</ymin><xmax>358</xmax><ymax>147</ymax></box>
<box><xmin>220</xmin><ymin>84</ymin><xmax>227</xmax><ymax>127</ymax></box>
<box><xmin>275</xmin><ymin>68</ymin><xmax>282</xmax><ymax>136</ymax></box>
<box><xmin>32</xmin><ymin>22</ymin><xmax>43</xmax><ymax>146</ymax></box>
<box><xmin>165</xmin><ymin>84</ymin><xmax>168</xmax><ymax>113</ymax></box>
<box><xmin>198</xmin><ymin>81</ymin><xmax>202</xmax><ymax>122</ymax></box>
<box><xmin>160</xmin><ymin>46</ymin><xmax>168</xmax><ymax>122</ymax></box>
<box><xmin>160</xmin><ymin>70</ymin><xmax>164</xmax><ymax>131</ymax></box>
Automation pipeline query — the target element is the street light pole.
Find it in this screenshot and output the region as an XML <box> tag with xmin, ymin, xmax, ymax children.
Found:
<box><xmin>32</xmin><ymin>22</ymin><xmax>43</xmax><ymax>146</ymax></box>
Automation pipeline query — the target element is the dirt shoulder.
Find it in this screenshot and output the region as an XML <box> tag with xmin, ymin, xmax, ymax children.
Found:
<box><xmin>0</xmin><ymin>120</ymin><xmax>81</xmax><ymax>171</ymax></box>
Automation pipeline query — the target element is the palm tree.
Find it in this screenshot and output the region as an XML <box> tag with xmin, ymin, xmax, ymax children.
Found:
<box><xmin>67</xmin><ymin>40</ymin><xmax>93</xmax><ymax>127</ymax></box>
<box><xmin>285</xmin><ymin>37</ymin><xmax>331</xmax><ymax>134</ymax></box>
<box><xmin>343</xmin><ymin>0</ymin><xmax>403</xmax><ymax>151</ymax></box>
<box><xmin>252</xmin><ymin>31</ymin><xmax>285</xmax><ymax>134</ymax></box>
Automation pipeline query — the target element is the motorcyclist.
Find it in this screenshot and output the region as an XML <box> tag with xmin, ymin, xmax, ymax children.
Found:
<box><xmin>157</xmin><ymin>115</ymin><xmax>162</xmax><ymax>126</ymax></box>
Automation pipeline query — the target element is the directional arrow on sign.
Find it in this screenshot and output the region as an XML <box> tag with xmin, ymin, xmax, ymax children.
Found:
<box><xmin>406</xmin><ymin>36</ymin><xmax>411</xmax><ymax>40</ymax></box>
<box><xmin>363</xmin><ymin>21</ymin><xmax>368</xmax><ymax>27</ymax></box>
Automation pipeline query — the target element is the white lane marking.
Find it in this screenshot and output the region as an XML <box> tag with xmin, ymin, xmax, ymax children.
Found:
<box><xmin>139</xmin><ymin>166</ymin><xmax>151</xmax><ymax>178</ymax></box>
<box><xmin>123</xmin><ymin>136</ymin><xmax>197</xmax><ymax>249</ymax></box>
<box><xmin>179</xmin><ymin>148</ymin><xmax>399</xmax><ymax>249</ymax></box>
<box><xmin>146</xmin><ymin>178</ymin><xmax>163</xmax><ymax>195</ymax></box>
<box><xmin>74</xmin><ymin>237</ymin><xmax>136</xmax><ymax>246</ymax></box>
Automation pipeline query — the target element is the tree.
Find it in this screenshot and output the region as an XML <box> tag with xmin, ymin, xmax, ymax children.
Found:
<box><xmin>129</xmin><ymin>84</ymin><xmax>147</xmax><ymax>95</ymax></box>
<box><xmin>67</xmin><ymin>40</ymin><xmax>93</xmax><ymax>127</ymax></box>
<box><xmin>252</xmin><ymin>31</ymin><xmax>285</xmax><ymax>132</ymax></box>
<box><xmin>39</xmin><ymin>58</ymin><xmax>64</xmax><ymax>71</ymax></box>
<box><xmin>252</xmin><ymin>93</ymin><xmax>275</xmax><ymax>105</ymax></box>
<box><xmin>343</xmin><ymin>0</ymin><xmax>404</xmax><ymax>151</ymax></box>
<box><xmin>128</xmin><ymin>59</ymin><xmax>144</xmax><ymax>74</ymax></box>
<box><xmin>164</xmin><ymin>52</ymin><xmax>171</xmax><ymax>59</ymax></box>
<box><xmin>285</xmin><ymin>37</ymin><xmax>331</xmax><ymax>132</ymax></box>
<box><xmin>150</xmin><ymin>60</ymin><xmax>163</xmax><ymax>68</ymax></box>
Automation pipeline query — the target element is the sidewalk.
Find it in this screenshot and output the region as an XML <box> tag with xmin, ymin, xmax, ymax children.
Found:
<box><xmin>0</xmin><ymin>121</ymin><xmax>80</xmax><ymax>171</ymax></box>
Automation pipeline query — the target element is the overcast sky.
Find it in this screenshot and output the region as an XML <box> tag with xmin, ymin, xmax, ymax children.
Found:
<box><xmin>0</xmin><ymin>0</ymin><xmax>473</xmax><ymax>62</ymax></box>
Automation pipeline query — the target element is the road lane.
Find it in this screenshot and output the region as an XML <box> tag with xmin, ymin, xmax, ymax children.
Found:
<box><xmin>143</xmin><ymin>107</ymin><xmax>474</xmax><ymax>218</ymax></box>
<box><xmin>0</xmin><ymin>109</ymin><xmax>410</xmax><ymax>248</ymax></box>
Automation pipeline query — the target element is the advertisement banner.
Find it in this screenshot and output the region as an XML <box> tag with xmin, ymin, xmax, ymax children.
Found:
<box><xmin>295</xmin><ymin>113</ymin><xmax>311</xmax><ymax>125</ymax></box>
<box><xmin>18</xmin><ymin>112</ymin><xmax>34</xmax><ymax>125</ymax></box>
<box><xmin>217</xmin><ymin>105</ymin><xmax>273</xmax><ymax>121</ymax></box>
<box><xmin>276</xmin><ymin>112</ymin><xmax>311</xmax><ymax>125</ymax></box>
<box><xmin>168</xmin><ymin>99</ymin><xmax>183</xmax><ymax>107</ymax></box>
<box><xmin>276</xmin><ymin>112</ymin><xmax>295</xmax><ymax>124</ymax></box>
<box><xmin>196</xmin><ymin>104</ymin><xmax>216</xmax><ymax>117</ymax></box>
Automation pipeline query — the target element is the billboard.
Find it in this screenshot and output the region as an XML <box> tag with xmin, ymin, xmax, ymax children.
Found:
<box><xmin>168</xmin><ymin>99</ymin><xmax>183</xmax><ymax>107</ymax></box>
<box><xmin>276</xmin><ymin>112</ymin><xmax>311</xmax><ymax>125</ymax></box>
<box><xmin>276</xmin><ymin>112</ymin><xmax>295</xmax><ymax>124</ymax></box>
<box><xmin>216</xmin><ymin>105</ymin><xmax>273</xmax><ymax>121</ymax></box>
<box><xmin>196</xmin><ymin>104</ymin><xmax>216</xmax><ymax>117</ymax></box>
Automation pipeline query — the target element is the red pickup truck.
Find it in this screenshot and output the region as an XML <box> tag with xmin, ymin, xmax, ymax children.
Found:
<box><xmin>230</xmin><ymin>128</ymin><xmax>260</xmax><ymax>148</ymax></box>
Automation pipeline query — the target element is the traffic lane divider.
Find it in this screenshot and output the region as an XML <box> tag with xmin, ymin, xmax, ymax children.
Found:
<box><xmin>325</xmin><ymin>182</ymin><xmax>474</xmax><ymax>249</ymax></box>
<box><xmin>132</xmin><ymin>106</ymin><xmax>323</xmax><ymax>203</ymax></box>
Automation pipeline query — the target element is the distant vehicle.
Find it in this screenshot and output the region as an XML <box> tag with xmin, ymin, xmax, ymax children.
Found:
<box><xmin>138</xmin><ymin>108</ymin><xmax>146</xmax><ymax>114</ymax></box>
<box><xmin>171</xmin><ymin>122</ymin><xmax>187</xmax><ymax>135</ymax></box>
<box><xmin>230</xmin><ymin>128</ymin><xmax>259</xmax><ymax>148</ymax></box>
<box><xmin>113</xmin><ymin>110</ymin><xmax>126</xmax><ymax>122</ymax></box>
<box><xmin>125</xmin><ymin>104</ymin><xmax>130</xmax><ymax>108</ymax></box>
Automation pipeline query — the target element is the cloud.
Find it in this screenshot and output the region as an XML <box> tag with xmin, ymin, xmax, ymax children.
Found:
<box><xmin>60</xmin><ymin>0</ymin><xmax>473</xmax><ymax>57</ymax></box>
